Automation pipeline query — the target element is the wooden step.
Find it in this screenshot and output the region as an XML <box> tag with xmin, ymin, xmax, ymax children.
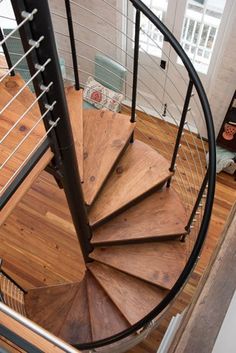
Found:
<box><xmin>65</xmin><ymin>86</ymin><xmax>84</xmax><ymax>182</ymax></box>
<box><xmin>83</xmin><ymin>109</ymin><xmax>134</xmax><ymax>206</ymax></box>
<box><xmin>87</xmin><ymin>262</ymin><xmax>167</xmax><ymax>325</ymax></box>
<box><xmin>90</xmin><ymin>241</ymin><xmax>186</xmax><ymax>290</ymax></box>
<box><xmin>92</xmin><ymin>188</ymin><xmax>187</xmax><ymax>246</ymax></box>
<box><xmin>87</xmin><ymin>271</ymin><xmax>129</xmax><ymax>341</ymax></box>
<box><xmin>0</xmin><ymin>80</ymin><xmax>40</xmax><ymax>125</ymax></box>
<box><xmin>0</xmin><ymin>148</ymin><xmax>53</xmax><ymax>226</ymax></box>
<box><xmin>1</xmin><ymin>74</ymin><xmax>41</xmax><ymax>117</ymax></box>
<box><xmin>25</xmin><ymin>282</ymin><xmax>80</xmax><ymax>336</ymax></box>
<box><xmin>58</xmin><ymin>277</ymin><xmax>92</xmax><ymax>345</ymax></box>
<box><xmin>89</xmin><ymin>140</ymin><xmax>172</xmax><ymax>226</ymax></box>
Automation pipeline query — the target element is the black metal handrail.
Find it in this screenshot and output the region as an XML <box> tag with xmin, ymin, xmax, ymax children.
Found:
<box><xmin>1</xmin><ymin>0</ymin><xmax>216</xmax><ymax>350</ymax></box>
<box><xmin>74</xmin><ymin>0</ymin><xmax>216</xmax><ymax>349</ymax></box>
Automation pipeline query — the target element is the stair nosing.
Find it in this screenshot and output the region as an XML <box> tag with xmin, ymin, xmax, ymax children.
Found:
<box><xmin>87</xmin><ymin>267</ymin><xmax>130</xmax><ymax>325</ymax></box>
<box><xmin>89</xmin><ymin>176</ymin><xmax>172</xmax><ymax>228</ymax></box>
<box><xmin>91</xmin><ymin>232</ymin><xmax>184</xmax><ymax>247</ymax></box>
<box><xmin>85</xmin><ymin>128</ymin><xmax>135</xmax><ymax>207</ymax></box>
<box><xmin>88</xmin><ymin>256</ymin><xmax>172</xmax><ymax>291</ymax></box>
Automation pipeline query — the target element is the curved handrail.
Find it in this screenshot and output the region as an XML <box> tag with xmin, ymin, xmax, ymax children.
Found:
<box><xmin>74</xmin><ymin>0</ymin><xmax>216</xmax><ymax>350</ymax></box>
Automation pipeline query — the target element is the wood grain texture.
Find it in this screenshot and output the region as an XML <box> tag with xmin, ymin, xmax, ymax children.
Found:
<box><xmin>88</xmin><ymin>262</ymin><xmax>167</xmax><ymax>325</ymax></box>
<box><xmin>91</xmin><ymin>241</ymin><xmax>186</xmax><ymax>290</ymax></box>
<box><xmin>25</xmin><ymin>282</ymin><xmax>80</xmax><ymax>336</ymax></box>
<box><xmin>89</xmin><ymin>140</ymin><xmax>172</xmax><ymax>226</ymax></box>
<box><xmin>87</xmin><ymin>271</ymin><xmax>129</xmax><ymax>341</ymax></box>
<box><xmin>0</xmin><ymin>109</ymin><xmax>235</xmax><ymax>353</ymax></box>
<box><xmin>65</xmin><ymin>86</ymin><xmax>84</xmax><ymax>181</ymax></box>
<box><xmin>0</xmin><ymin>149</ymin><xmax>53</xmax><ymax>226</ymax></box>
<box><xmin>0</xmin><ymin>311</ymin><xmax>80</xmax><ymax>353</ymax></box>
<box><xmin>0</xmin><ymin>171</ymin><xmax>85</xmax><ymax>290</ymax></box>
<box><xmin>0</xmin><ymin>76</ymin><xmax>47</xmax><ymax>194</ymax></box>
<box><xmin>59</xmin><ymin>276</ymin><xmax>92</xmax><ymax>345</ymax></box>
<box><xmin>92</xmin><ymin>188</ymin><xmax>187</xmax><ymax>246</ymax></box>
<box><xmin>83</xmin><ymin>109</ymin><xmax>134</xmax><ymax>205</ymax></box>
<box><xmin>2</xmin><ymin>74</ymin><xmax>41</xmax><ymax>117</ymax></box>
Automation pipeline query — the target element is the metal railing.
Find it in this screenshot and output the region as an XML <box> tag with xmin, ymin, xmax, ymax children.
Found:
<box><xmin>49</xmin><ymin>0</ymin><xmax>216</xmax><ymax>349</ymax></box>
<box><xmin>0</xmin><ymin>0</ymin><xmax>216</xmax><ymax>351</ymax></box>
<box><xmin>0</xmin><ymin>302</ymin><xmax>80</xmax><ymax>353</ymax></box>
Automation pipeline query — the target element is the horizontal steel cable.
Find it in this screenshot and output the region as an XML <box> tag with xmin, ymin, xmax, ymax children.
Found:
<box><xmin>0</xmin><ymin>81</ymin><xmax>53</xmax><ymax>144</ymax></box>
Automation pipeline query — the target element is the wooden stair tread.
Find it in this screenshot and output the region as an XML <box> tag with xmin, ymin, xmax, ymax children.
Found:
<box><xmin>1</xmin><ymin>74</ymin><xmax>41</xmax><ymax>117</ymax></box>
<box><xmin>87</xmin><ymin>271</ymin><xmax>129</xmax><ymax>341</ymax></box>
<box><xmin>92</xmin><ymin>188</ymin><xmax>187</xmax><ymax>246</ymax></box>
<box><xmin>89</xmin><ymin>140</ymin><xmax>172</xmax><ymax>226</ymax></box>
<box><xmin>58</xmin><ymin>277</ymin><xmax>92</xmax><ymax>345</ymax></box>
<box><xmin>87</xmin><ymin>262</ymin><xmax>167</xmax><ymax>325</ymax></box>
<box><xmin>83</xmin><ymin>109</ymin><xmax>135</xmax><ymax>205</ymax></box>
<box><xmin>0</xmin><ymin>81</ymin><xmax>40</xmax><ymax>125</ymax></box>
<box><xmin>0</xmin><ymin>148</ymin><xmax>53</xmax><ymax>226</ymax></box>
<box><xmin>25</xmin><ymin>282</ymin><xmax>80</xmax><ymax>336</ymax></box>
<box><xmin>65</xmin><ymin>86</ymin><xmax>84</xmax><ymax>181</ymax></box>
<box><xmin>90</xmin><ymin>241</ymin><xmax>186</xmax><ymax>290</ymax></box>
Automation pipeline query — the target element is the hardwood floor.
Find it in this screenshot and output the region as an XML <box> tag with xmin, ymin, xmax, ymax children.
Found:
<box><xmin>0</xmin><ymin>112</ymin><xmax>235</xmax><ymax>352</ymax></box>
<box><xmin>0</xmin><ymin>171</ymin><xmax>85</xmax><ymax>290</ymax></box>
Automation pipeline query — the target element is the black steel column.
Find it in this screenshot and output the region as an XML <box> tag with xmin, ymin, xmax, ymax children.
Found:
<box><xmin>0</xmin><ymin>27</ymin><xmax>15</xmax><ymax>75</ymax></box>
<box><xmin>167</xmin><ymin>79</ymin><xmax>193</xmax><ymax>187</ymax></box>
<box><xmin>11</xmin><ymin>0</ymin><xmax>92</xmax><ymax>262</ymax></box>
<box><xmin>65</xmin><ymin>0</ymin><xmax>80</xmax><ymax>90</ymax></box>
<box><xmin>131</xmin><ymin>8</ymin><xmax>141</xmax><ymax>127</ymax></box>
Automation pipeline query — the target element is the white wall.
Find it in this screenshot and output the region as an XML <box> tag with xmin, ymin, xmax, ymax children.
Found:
<box><xmin>48</xmin><ymin>0</ymin><xmax>236</xmax><ymax>138</ymax></box>
<box><xmin>208</xmin><ymin>0</ymin><xmax>236</xmax><ymax>136</ymax></box>
<box><xmin>48</xmin><ymin>0</ymin><xmax>122</xmax><ymax>87</ymax></box>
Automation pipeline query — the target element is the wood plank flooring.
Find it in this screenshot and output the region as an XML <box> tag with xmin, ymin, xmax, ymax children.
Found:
<box><xmin>0</xmin><ymin>110</ymin><xmax>235</xmax><ymax>352</ymax></box>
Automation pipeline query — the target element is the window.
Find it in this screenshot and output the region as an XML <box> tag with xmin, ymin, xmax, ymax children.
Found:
<box><xmin>139</xmin><ymin>0</ymin><xmax>168</xmax><ymax>57</ymax></box>
<box><xmin>179</xmin><ymin>0</ymin><xmax>226</xmax><ymax>74</ymax></box>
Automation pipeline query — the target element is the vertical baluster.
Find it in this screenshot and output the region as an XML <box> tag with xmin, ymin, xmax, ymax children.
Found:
<box><xmin>167</xmin><ymin>79</ymin><xmax>194</xmax><ymax>187</ymax></box>
<box><xmin>0</xmin><ymin>27</ymin><xmax>15</xmax><ymax>76</ymax></box>
<box><xmin>65</xmin><ymin>0</ymin><xmax>80</xmax><ymax>90</ymax></box>
<box><xmin>130</xmin><ymin>8</ymin><xmax>141</xmax><ymax>137</ymax></box>
<box><xmin>184</xmin><ymin>171</ymin><xmax>209</xmax><ymax>237</ymax></box>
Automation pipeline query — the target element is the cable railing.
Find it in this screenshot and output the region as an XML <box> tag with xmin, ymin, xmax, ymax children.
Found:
<box><xmin>0</xmin><ymin>0</ymin><xmax>216</xmax><ymax>351</ymax></box>
<box><xmin>0</xmin><ymin>302</ymin><xmax>80</xmax><ymax>353</ymax></box>
<box><xmin>52</xmin><ymin>19</ymin><xmax>205</xmax><ymax>213</ymax></box>
<box><xmin>64</xmin><ymin>0</ymin><xmax>206</xmax><ymax>129</ymax></box>
<box><xmin>48</xmin><ymin>0</ymin><xmax>216</xmax><ymax>349</ymax></box>
<box><xmin>51</xmin><ymin>2</ymin><xmax>208</xmax><ymax>180</ymax></box>
<box><xmin>0</xmin><ymin>1</ymin><xmax>60</xmax><ymax>210</ymax></box>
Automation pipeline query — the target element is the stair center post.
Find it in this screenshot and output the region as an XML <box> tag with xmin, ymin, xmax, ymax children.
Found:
<box><xmin>11</xmin><ymin>0</ymin><xmax>92</xmax><ymax>263</ymax></box>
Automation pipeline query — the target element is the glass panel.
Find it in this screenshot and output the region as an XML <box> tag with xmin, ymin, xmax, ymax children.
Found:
<box><xmin>139</xmin><ymin>0</ymin><xmax>168</xmax><ymax>57</ymax></box>
<box><xmin>178</xmin><ymin>0</ymin><xmax>226</xmax><ymax>74</ymax></box>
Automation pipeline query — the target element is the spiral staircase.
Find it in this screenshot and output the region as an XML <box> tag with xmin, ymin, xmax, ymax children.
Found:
<box><xmin>0</xmin><ymin>0</ymin><xmax>216</xmax><ymax>352</ymax></box>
